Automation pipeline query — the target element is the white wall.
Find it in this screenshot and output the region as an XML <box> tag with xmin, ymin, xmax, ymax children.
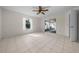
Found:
<box><xmin>2</xmin><ymin>9</ymin><xmax>44</xmax><ymax>38</ymax></box>
<box><xmin>32</xmin><ymin>17</ymin><xmax>44</xmax><ymax>33</ymax></box>
<box><xmin>2</xmin><ymin>8</ymin><xmax>69</xmax><ymax>38</ymax></box>
<box><xmin>0</xmin><ymin>8</ymin><xmax>2</xmax><ymax>39</ymax></box>
<box><xmin>65</xmin><ymin>11</ymin><xmax>70</xmax><ymax>37</ymax></box>
<box><xmin>56</xmin><ymin>15</ymin><xmax>65</xmax><ymax>36</ymax></box>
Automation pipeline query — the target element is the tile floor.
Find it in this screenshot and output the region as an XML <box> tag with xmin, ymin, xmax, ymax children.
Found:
<box><xmin>0</xmin><ymin>32</ymin><xmax>79</xmax><ymax>53</ymax></box>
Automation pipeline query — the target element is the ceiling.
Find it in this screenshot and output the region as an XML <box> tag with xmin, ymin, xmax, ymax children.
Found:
<box><xmin>1</xmin><ymin>6</ymin><xmax>75</xmax><ymax>17</ymax></box>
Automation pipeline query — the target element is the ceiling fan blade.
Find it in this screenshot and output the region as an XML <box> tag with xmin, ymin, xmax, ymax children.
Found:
<box><xmin>41</xmin><ymin>12</ymin><xmax>45</xmax><ymax>15</ymax></box>
<box><xmin>37</xmin><ymin>12</ymin><xmax>40</xmax><ymax>15</ymax></box>
<box><xmin>42</xmin><ymin>9</ymin><xmax>48</xmax><ymax>11</ymax></box>
<box><xmin>32</xmin><ymin>10</ymin><xmax>39</xmax><ymax>11</ymax></box>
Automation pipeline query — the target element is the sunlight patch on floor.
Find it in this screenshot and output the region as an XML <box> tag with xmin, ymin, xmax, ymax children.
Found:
<box><xmin>27</xmin><ymin>34</ymin><xmax>42</xmax><ymax>37</ymax></box>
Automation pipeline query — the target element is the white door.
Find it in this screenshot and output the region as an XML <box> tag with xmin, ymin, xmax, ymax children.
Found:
<box><xmin>69</xmin><ymin>10</ymin><xmax>77</xmax><ymax>41</ymax></box>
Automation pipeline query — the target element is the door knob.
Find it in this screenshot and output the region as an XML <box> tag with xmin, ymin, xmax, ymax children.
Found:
<box><xmin>70</xmin><ymin>26</ymin><xmax>74</xmax><ymax>28</ymax></box>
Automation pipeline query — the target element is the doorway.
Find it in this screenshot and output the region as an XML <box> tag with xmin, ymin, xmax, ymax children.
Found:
<box><xmin>68</xmin><ymin>10</ymin><xmax>77</xmax><ymax>41</ymax></box>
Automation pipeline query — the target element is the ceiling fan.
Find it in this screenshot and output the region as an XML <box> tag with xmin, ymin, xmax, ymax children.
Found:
<box><xmin>33</xmin><ymin>6</ymin><xmax>48</xmax><ymax>15</ymax></box>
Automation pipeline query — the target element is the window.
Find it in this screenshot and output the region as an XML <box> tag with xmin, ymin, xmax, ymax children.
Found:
<box><xmin>45</xmin><ymin>18</ymin><xmax>56</xmax><ymax>33</ymax></box>
<box><xmin>25</xmin><ymin>19</ymin><xmax>30</xmax><ymax>29</ymax></box>
<box><xmin>23</xmin><ymin>17</ymin><xmax>31</xmax><ymax>30</ymax></box>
